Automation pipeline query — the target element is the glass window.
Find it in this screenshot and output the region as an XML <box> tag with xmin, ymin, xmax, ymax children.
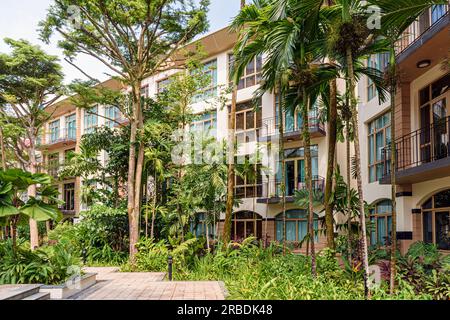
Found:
<box><xmin>192</xmin><ymin>59</ymin><xmax>218</xmax><ymax>103</ymax></box>
<box><xmin>190</xmin><ymin>111</ymin><xmax>217</xmax><ymax>133</ymax></box>
<box><xmin>63</xmin><ymin>182</ymin><xmax>75</xmax><ymax>211</ymax></box>
<box><xmin>84</xmin><ymin>106</ymin><xmax>98</xmax><ymax>134</ymax></box>
<box><xmin>368</xmin><ymin>112</ymin><xmax>391</xmax><ymax>182</ymax></box>
<box><xmin>275</xmin><ymin>209</ymin><xmax>319</xmax><ymax>243</ymax></box>
<box><xmin>422</xmin><ymin>190</ymin><xmax>450</xmax><ymax>250</ymax></box>
<box><xmin>228</xmin><ymin>54</ymin><xmax>262</xmax><ymax>90</ymax></box>
<box><xmin>190</xmin><ymin>212</ymin><xmax>215</xmax><ymax>238</ymax></box>
<box><xmin>369</xmin><ymin>200</ymin><xmax>393</xmax><ymax>246</ymax></box>
<box><xmin>49</xmin><ymin>119</ymin><xmax>60</xmax><ymax>143</ymax></box>
<box><xmin>274</xmin><ymin>94</ymin><xmax>320</xmax><ymax>133</ymax></box>
<box><xmin>431</xmin><ymin>4</ymin><xmax>446</xmax><ymax>24</ymax></box>
<box><xmin>157</xmin><ymin>78</ymin><xmax>171</xmax><ymax>94</ymax></box>
<box><xmin>65</xmin><ymin>114</ymin><xmax>76</xmax><ymax>140</ymax></box>
<box><xmin>104</xmin><ymin>105</ymin><xmax>120</xmax><ymax>128</ymax></box>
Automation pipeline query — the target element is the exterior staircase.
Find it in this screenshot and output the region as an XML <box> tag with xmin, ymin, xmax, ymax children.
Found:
<box><xmin>0</xmin><ymin>284</ymin><xmax>50</xmax><ymax>300</ymax></box>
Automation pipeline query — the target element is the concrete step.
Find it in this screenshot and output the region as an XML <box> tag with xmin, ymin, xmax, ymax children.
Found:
<box><xmin>22</xmin><ymin>292</ymin><xmax>51</xmax><ymax>300</ymax></box>
<box><xmin>0</xmin><ymin>284</ymin><xmax>41</xmax><ymax>300</ymax></box>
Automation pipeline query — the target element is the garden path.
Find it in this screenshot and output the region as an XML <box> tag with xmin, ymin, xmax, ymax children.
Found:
<box><xmin>70</xmin><ymin>267</ymin><xmax>226</xmax><ymax>300</ymax></box>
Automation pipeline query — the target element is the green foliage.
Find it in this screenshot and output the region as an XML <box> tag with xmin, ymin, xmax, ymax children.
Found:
<box><xmin>48</xmin><ymin>205</ymin><xmax>128</xmax><ymax>265</ymax></box>
<box><xmin>0</xmin><ymin>238</ymin><xmax>80</xmax><ymax>285</ymax></box>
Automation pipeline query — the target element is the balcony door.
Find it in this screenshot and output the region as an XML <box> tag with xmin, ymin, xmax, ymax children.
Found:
<box><xmin>419</xmin><ymin>74</ymin><xmax>449</xmax><ymax>163</ymax></box>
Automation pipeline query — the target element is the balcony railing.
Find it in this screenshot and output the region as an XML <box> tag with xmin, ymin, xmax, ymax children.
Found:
<box><xmin>41</xmin><ymin>128</ymin><xmax>76</xmax><ymax>146</ymax></box>
<box><xmin>395</xmin><ymin>4</ymin><xmax>449</xmax><ymax>55</ymax></box>
<box><xmin>382</xmin><ymin>116</ymin><xmax>450</xmax><ymax>178</ymax></box>
<box><xmin>259</xmin><ymin>112</ymin><xmax>325</xmax><ymax>139</ymax></box>
<box><xmin>258</xmin><ymin>175</ymin><xmax>325</xmax><ymax>202</ymax></box>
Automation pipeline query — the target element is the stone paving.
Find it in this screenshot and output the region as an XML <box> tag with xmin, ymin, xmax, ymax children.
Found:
<box><xmin>70</xmin><ymin>267</ymin><xmax>226</xmax><ymax>300</ymax></box>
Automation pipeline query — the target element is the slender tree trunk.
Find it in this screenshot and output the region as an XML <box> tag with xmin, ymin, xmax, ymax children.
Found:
<box><xmin>302</xmin><ymin>93</ymin><xmax>316</xmax><ymax>277</ymax></box>
<box><xmin>278</xmin><ymin>87</ymin><xmax>287</xmax><ymax>255</ymax></box>
<box><xmin>346</xmin><ymin>47</ymin><xmax>370</xmax><ymax>299</ymax></box>
<box><xmin>389</xmin><ymin>44</ymin><xmax>397</xmax><ymax>294</ymax></box>
<box><xmin>150</xmin><ymin>172</ymin><xmax>157</xmax><ymax>239</ymax></box>
<box><xmin>0</xmin><ymin>127</ymin><xmax>6</xmax><ymax>170</ymax></box>
<box><xmin>223</xmin><ymin>88</ymin><xmax>237</xmax><ymax>247</ymax></box>
<box><xmin>28</xmin><ymin>141</ymin><xmax>39</xmax><ymax>250</ymax></box>
<box><xmin>127</xmin><ymin>83</ymin><xmax>142</xmax><ymax>262</ymax></box>
<box><xmin>206</xmin><ymin>216</ymin><xmax>210</xmax><ymax>250</ymax></box>
<box><xmin>346</xmin><ymin>120</ymin><xmax>353</xmax><ymax>260</ymax></box>
<box><xmin>324</xmin><ymin>78</ymin><xmax>337</xmax><ymax>250</ymax></box>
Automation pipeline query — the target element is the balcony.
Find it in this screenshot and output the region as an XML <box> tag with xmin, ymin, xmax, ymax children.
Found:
<box><xmin>395</xmin><ymin>4</ymin><xmax>449</xmax><ymax>56</ymax></box>
<box><xmin>259</xmin><ymin>113</ymin><xmax>325</xmax><ymax>142</ymax></box>
<box><xmin>380</xmin><ymin>116</ymin><xmax>450</xmax><ymax>184</ymax></box>
<box><xmin>257</xmin><ymin>175</ymin><xmax>325</xmax><ymax>204</ymax></box>
<box><xmin>38</xmin><ymin>128</ymin><xmax>76</xmax><ymax>150</ymax></box>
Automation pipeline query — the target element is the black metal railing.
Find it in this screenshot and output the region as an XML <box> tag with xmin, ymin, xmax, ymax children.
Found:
<box><xmin>260</xmin><ymin>112</ymin><xmax>325</xmax><ymax>138</ymax></box>
<box><xmin>382</xmin><ymin>115</ymin><xmax>450</xmax><ymax>177</ymax></box>
<box><xmin>395</xmin><ymin>5</ymin><xmax>449</xmax><ymax>55</ymax></box>
<box><xmin>261</xmin><ymin>175</ymin><xmax>325</xmax><ymax>198</ymax></box>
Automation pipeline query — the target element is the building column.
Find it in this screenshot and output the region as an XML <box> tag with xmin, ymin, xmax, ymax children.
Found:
<box><xmin>395</xmin><ymin>184</ymin><xmax>414</xmax><ymax>253</ymax></box>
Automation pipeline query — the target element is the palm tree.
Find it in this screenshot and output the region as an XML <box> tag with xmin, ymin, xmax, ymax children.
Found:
<box><xmin>369</xmin><ymin>0</ymin><xmax>447</xmax><ymax>294</ymax></box>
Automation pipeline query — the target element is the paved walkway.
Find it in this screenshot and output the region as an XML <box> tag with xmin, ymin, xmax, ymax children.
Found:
<box><xmin>71</xmin><ymin>267</ymin><xmax>226</xmax><ymax>300</ymax></box>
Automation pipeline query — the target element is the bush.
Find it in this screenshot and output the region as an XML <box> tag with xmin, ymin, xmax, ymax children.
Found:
<box><xmin>0</xmin><ymin>239</ymin><xmax>80</xmax><ymax>285</ymax></box>
<box><xmin>48</xmin><ymin>204</ymin><xmax>128</xmax><ymax>265</ymax></box>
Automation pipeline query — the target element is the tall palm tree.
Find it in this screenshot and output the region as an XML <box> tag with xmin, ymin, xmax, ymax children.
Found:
<box><xmin>369</xmin><ymin>0</ymin><xmax>447</xmax><ymax>294</ymax></box>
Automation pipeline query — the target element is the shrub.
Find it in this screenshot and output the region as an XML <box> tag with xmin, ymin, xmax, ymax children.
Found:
<box><xmin>0</xmin><ymin>239</ymin><xmax>80</xmax><ymax>285</ymax></box>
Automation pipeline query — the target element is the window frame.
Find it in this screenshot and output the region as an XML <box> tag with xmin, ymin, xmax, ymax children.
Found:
<box><xmin>421</xmin><ymin>189</ymin><xmax>450</xmax><ymax>251</ymax></box>
<box><xmin>84</xmin><ymin>106</ymin><xmax>98</xmax><ymax>134</ymax></box>
<box><xmin>367</xmin><ymin>112</ymin><xmax>391</xmax><ymax>183</ymax></box>
<box><xmin>369</xmin><ymin>200</ymin><xmax>393</xmax><ymax>246</ymax></box>
<box><xmin>228</xmin><ymin>53</ymin><xmax>262</xmax><ymax>90</ymax></box>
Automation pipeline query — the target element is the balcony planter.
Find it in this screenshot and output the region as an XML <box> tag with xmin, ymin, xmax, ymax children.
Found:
<box><xmin>39</xmin><ymin>273</ymin><xmax>97</xmax><ymax>299</ymax></box>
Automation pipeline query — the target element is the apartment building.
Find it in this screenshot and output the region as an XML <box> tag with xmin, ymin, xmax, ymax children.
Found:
<box><xmin>37</xmin><ymin>78</ymin><xmax>125</xmax><ymax>220</ymax></box>
<box><xmin>358</xmin><ymin>4</ymin><xmax>449</xmax><ymax>253</ymax></box>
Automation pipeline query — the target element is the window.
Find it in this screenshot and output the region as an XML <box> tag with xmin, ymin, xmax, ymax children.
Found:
<box><xmin>192</xmin><ymin>59</ymin><xmax>218</xmax><ymax>103</ymax></box>
<box><xmin>84</xmin><ymin>106</ymin><xmax>98</xmax><ymax>133</ymax></box>
<box><xmin>190</xmin><ymin>212</ymin><xmax>216</xmax><ymax>238</ymax></box>
<box><xmin>230</xmin><ymin>99</ymin><xmax>262</xmax><ymax>147</ymax></box>
<box><xmin>63</xmin><ymin>182</ymin><xmax>75</xmax><ymax>211</ymax></box>
<box><xmin>104</xmin><ymin>105</ymin><xmax>120</xmax><ymax>128</ymax></box>
<box><xmin>369</xmin><ymin>200</ymin><xmax>393</xmax><ymax>246</ymax></box>
<box><xmin>47</xmin><ymin>153</ymin><xmax>59</xmax><ymax>178</ymax></box>
<box><xmin>368</xmin><ymin>112</ymin><xmax>391</xmax><ymax>183</ymax></box>
<box><xmin>140</xmin><ymin>85</ymin><xmax>149</xmax><ymax>98</ymax></box>
<box><xmin>231</xmin><ymin>211</ymin><xmax>262</xmax><ymax>241</ymax></box>
<box><xmin>277</xmin><ymin>146</ymin><xmax>319</xmax><ymax>196</ymax></box>
<box><xmin>422</xmin><ymin>189</ymin><xmax>450</xmax><ymax>250</ymax></box>
<box><xmin>431</xmin><ymin>4</ymin><xmax>447</xmax><ymax>23</ymax></box>
<box><xmin>49</xmin><ymin>119</ymin><xmax>60</xmax><ymax>143</ymax></box>
<box><xmin>190</xmin><ymin>111</ymin><xmax>217</xmax><ymax>133</ymax></box>
<box><xmin>157</xmin><ymin>78</ymin><xmax>171</xmax><ymax>94</ymax></box>
<box><xmin>367</xmin><ymin>53</ymin><xmax>390</xmax><ymax>101</ymax></box>
<box><xmin>276</xmin><ymin>210</ymin><xmax>319</xmax><ymax>243</ymax></box>
<box><xmin>228</xmin><ymin>54</ymin><xmax>262</xmax><ymax>90</ymax></box>
<box><xmin>275</xmin><ymin>94</ymin><xmax>320</xmax><ymax>133</ymax></box>
<box><xmin>418</xmin><ymin>74</ymin><xmax>449</xmax><ymax>163</ymax></box>
<box><xmin>65</xmin><ymin>114</ymin><xmax>76</xmax><ymax>140</ymax></box>
<box><xmin>235</xmin><ymin>158</ymin><xmax>262</xmax><ymax>198</ymax></box>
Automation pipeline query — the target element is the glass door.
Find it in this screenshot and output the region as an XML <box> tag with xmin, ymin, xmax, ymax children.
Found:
<box><xmin>432</xmin><ymin>99</ymin><xmax>448</xmax><ymax>160</ymax></box>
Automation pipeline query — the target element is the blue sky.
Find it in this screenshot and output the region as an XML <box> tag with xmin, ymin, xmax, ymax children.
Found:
<box><xmin>0</xmin><ymin>0</ymin><xmax>240</xmax><ymax>83</ymax></box>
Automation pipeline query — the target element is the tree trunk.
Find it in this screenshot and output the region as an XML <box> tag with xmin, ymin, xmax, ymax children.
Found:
<box><xmin>346</xmin><ymin>120</ymin><xmax>353</xmax><ymax>260</ymax></box>
<box><xmin>0</xmin><ymin>126</ymin><xmax>6</xmax><ymax>170</ymax></box>
<box><xmin>346</xmin><ymin>47</ymin><xmax>370</xmax><ymax>299</ymax></box>
<box><xmin>278</xmin><ymin>89</ymin><xmax>287</xmax><ymax>255</ymax></box>
<box><xmin>302</xmin><ymin>92</ymin><xmax>316</xmax><ymax>277</ymax></box>
<box><xmin>206</xmin><ymin>217</ymin><xmax>210</xmax><ymax>250</ymax></box>
<box><xmin>150</xmin><ymin>177</ymin><xmax>157</xmax><ymax>239</ymax></box>
<box><xmin>127</xmin><ymin>83</ymin><xmax>142</xmax><ymax>262</ymax></box>
<box><xmin>389</xmin><ymin>44</ymin><xmax>397</xmax><ymax>294</ymax></box>
<box><xmin>28</xmin><ymin>142</ymin><xmax>39</xmax><ymax>250</ymax></box>
<box><xmin>324</xmin><ymin>78</ymin><xmax>337</xmax><ymax>250</ymax></box>
<box><xmin>223</xmin><ymin>88</ymin><xmax>237</xmax><ymax>247</ymax></box>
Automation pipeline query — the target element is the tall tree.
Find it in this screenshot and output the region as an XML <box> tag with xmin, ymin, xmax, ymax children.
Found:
<box><xmin>0</xmin><ymin>38</ymin><xmax>64</xmax><ymax>249</ymax></box>
<box><xmin>39</xmin><ymin>0</ymin><xmax>209</xmax><ymax>260</ymax></box>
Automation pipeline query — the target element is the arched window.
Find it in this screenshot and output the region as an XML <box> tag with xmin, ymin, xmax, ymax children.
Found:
<box><xmin>369</xmin><ymin>200</ymin><xmax>393</xmax><ymax>246</ymax></box>
<box><xmin>422</xmin><ymin>189</ymin><xmax>450</xmax><ymax>250</ymax></box>
<box><xmin>275</xmin><ymin>210</ymin><xmax>318</xmax><ymax>242</ymax></box>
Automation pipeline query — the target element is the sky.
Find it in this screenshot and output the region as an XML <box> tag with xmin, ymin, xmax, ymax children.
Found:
<box><xmin>0</xmin><ymin>0</ymin><xmax>240</xmax><ymax>84</ymax></box>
